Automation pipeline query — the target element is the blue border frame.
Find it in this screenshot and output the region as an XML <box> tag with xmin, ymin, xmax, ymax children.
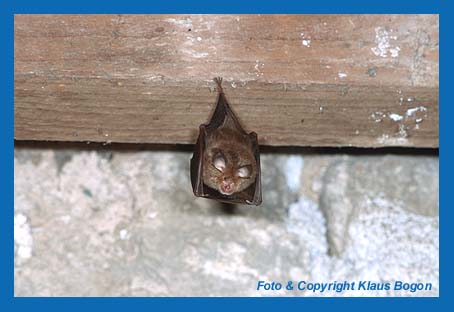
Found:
<box><xmin>3</xmin><ymin>0</ymin><xmax>448</xmax><ymax>310</ymax></box>
<box><xmin>1</xmin><ymin>0</ymin><xmax>442</xmax><ymax>14</ymax></box>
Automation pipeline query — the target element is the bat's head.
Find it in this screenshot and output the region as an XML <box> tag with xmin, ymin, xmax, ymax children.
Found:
<box><xmin>203</xmin><ymin>149</ymin><xmax>257</xmax><ymax>196</ymax></box>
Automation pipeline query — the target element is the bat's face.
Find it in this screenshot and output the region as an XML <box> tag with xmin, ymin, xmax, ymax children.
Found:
<box><xmin>203</xmin><ymin>149</ymin><xmax>257</xmax><ymax>196</ymax></box>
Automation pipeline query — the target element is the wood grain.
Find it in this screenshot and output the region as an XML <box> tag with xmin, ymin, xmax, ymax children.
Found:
<box><xmin>14</xmin><ymin>14</ymin><xmax>439</xmax><ymax>147</ymax></box>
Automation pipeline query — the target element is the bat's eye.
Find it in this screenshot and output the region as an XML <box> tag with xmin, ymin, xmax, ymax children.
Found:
<box><xmin>213</xmin><ymin>153</ymin><xmax>226</xmax><ymax>172</ymax></box>
<box><xmin>237</xmin><ymin>165</ymin><xmax>251</xmax><ymax>178</ymax></box>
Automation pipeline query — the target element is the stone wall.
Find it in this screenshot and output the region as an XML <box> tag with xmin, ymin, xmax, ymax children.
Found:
<box><xmin>14</xmin><ymin>147</ymin><xmax>439</xmax><ymax>296</ymax></box>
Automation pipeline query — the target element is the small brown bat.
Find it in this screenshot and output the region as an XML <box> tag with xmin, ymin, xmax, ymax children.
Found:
<box><xmin>190</xmin><ymin>77</ymin><xmax>262</xmax><ymax>205</ymax></box>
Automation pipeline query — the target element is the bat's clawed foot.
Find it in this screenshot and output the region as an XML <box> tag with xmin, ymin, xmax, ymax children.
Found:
<box><xmin>213</xmin><ymin>77</ymin><xmax>223</xmax><ymax>93</ymax></box>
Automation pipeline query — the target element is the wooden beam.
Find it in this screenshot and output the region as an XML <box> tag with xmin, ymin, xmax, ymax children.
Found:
<box><xmin>14</xmin><ymin>14</ymin><xmax>439</xmax><ymax>148</ymax></box>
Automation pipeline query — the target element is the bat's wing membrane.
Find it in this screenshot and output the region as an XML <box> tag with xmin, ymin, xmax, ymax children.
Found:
<box><xmin>190</xmin><ymin>125</ymin><xmax>206</xmax><ymax>196</ymax></box>
<box><xmin>248</xmin><ymin>131</ymin><xmax>262</xmax><ymax>205</ymax></box>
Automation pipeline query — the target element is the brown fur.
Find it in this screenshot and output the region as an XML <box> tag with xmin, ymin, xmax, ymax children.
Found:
<box><xmin>202</xmin><ymin>127</ymin><xmax>257</xmax><ymax>195</ymax></box>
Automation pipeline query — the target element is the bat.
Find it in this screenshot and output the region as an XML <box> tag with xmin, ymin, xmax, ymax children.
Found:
<box><xmin>190</xmin><ymin>77</ymin><xmax>262</xmax><ymax>205</ymax></box>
